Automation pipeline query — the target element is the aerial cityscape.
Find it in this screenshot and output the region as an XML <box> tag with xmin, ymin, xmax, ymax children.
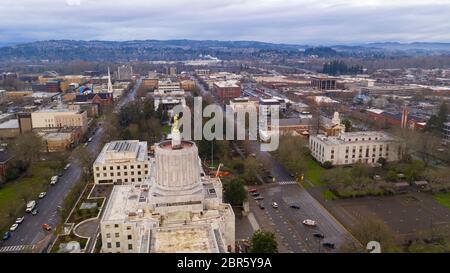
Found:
<box><xmin>0</xmin><ymin>0</ymin><xmax>450</xmax><ymax>261</ymax></box>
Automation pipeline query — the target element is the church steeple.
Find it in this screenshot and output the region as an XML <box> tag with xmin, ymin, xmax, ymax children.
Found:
<box><xmin>107</xmin><ymin>67</ymin><xmax>113</xmax><ymax>93</ymax></box>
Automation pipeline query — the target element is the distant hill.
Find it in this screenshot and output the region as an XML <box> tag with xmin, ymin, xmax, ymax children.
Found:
<box><xmin>0</xmin><ymin>39</ymin><xmax>449</xmax><ymax>62</ymax></box>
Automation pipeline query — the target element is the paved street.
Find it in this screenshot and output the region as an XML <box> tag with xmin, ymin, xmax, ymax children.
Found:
<box><xmin>0</xmin><ymin>78</ymin><xmax>140</xmax><ymax>252</ymax></box>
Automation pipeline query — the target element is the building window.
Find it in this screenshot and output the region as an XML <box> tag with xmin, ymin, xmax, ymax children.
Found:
<box><xmin>124</xmin><ymin>166</ymin><xmax>127</xmax><ymax>169</ymax></box>
<box><xmin>107</xmin><ymin>242</ymin><xmax>112</xmax><ymax>248</ymax></box>
<box><xmin>96</xmin><ymin>167</ymin><xmax>99</xmax><ymax>171</ymax></box>
<box><xmin>110</xmin><ymin>166</ymin><xmax>113</xmax><ymax>170</ymax></box>
<box><xmin>117</xmin><ymin>166</ymin><xmax>121</xmax><ymax>170</ymax></box>
<box><xmin>131</xmin><ymin>165</ymin><xmax>134</xmax><ymax>169</ymax></box>
<box><xmin>115</xmin><ymin>233</ymin><xmax>120</xmax><ymax>238</ymax></box>
<box><xmin>103</xmin><ymin>167</ymin><xmax>107</xmax><ymax>171</ymax></box>
<box><xmin>114</xmin><ymin>224</ymin><xmax>119</xmax><ymax>228</ymax></box>
<box><xmin>128</xmin><ymin>235</ymin><xmax>132</xmax><ymax>240</ymax></box>
<box><xmin>128</xmin><ymin>244</ymin><xmax>133</xmax><ymax>250</ymax></box>
<box><xmin>138</xmin><ymin>178</ymin><xmax>142</xmax><ymax>182</ymax></box>
<box><xmin>124</xmin><ymin>172</ymin><xmax>128</xmax><ymax>176</ymax></box>
<box><xmin>138</xmin><ymin>171</ymin><xmax>141</xmax><ymax>175</ymax></box>
<box><xmin>96</xmin><ymin>174</ymin><xmax>100</xmax><ymax>177</ymax></box>
<box><xmin>138</xmin><ymin>165</ymin><xmax>141</xmax><ymax>169</ymax></box>
<box><xmin>116</xmin><ymin>242</ymin><xmax>120</xmax><ymax>248</ymax></box>
<box><xmin>117</xmin><ymin>172</ymin><xmax>121</xmax><ymax>176</ymax></box>
<box><xmin>131</xmin><ymin>172</ymin><xmax>134</xmax><ymax>175</ymax></box>
<box><xmin>110</xmin><ymin>173</ymin><xmax>114</xmax><ymax>176</ymax></box>
<box><xmin>103</xmin><ymin>173</ymin><xmax>107</xmax><ymax>177</ymax></box>
<box><xmin>131</xmin><ymin>178</ymin><xmax>135</xmax><ymax>182</ymax></box>
<box><xmin>127</xmin><ymin>226</ymin><xmax>131</xmax><ymax>230</ymax></box>
<box><xmin>106</xmin><ymin>233</ymin><xmax>111</xmax><ymax>238</ymax></box>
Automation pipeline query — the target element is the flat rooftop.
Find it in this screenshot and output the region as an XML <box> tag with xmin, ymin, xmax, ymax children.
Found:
<box><xmin>150</xmin><ymin>225</ymin><xmax>219</xmax><ymax>253</ymax></box>
<box><xmin>313</xmin><ymin>131</ymin><xmax>396</xmax><ymax>145</ymax></box>
<box><xmin>94</xmin><ymin>140</ymin><xmax>148</xmax><ymax>165</ymax></box>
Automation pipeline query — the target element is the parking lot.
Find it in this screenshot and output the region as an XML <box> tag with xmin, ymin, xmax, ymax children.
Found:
<box><xmin>248</xmin><ymin>184</ymin><xmax>353</xmax><ymax>253</ymax></box>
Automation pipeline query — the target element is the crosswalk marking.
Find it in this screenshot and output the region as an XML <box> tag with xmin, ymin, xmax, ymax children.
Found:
<box><xmin>0</xmin><ymin>244</ymin><xmax>35</xmax><ymax>253</ymax></box>
<box><xmin>278</xmin><ymin>180</ymin><xmax>297</xmax><ymax>185</ymax></box>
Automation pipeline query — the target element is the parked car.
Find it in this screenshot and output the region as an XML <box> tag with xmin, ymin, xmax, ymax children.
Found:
<box><xmin>10</xmin><ymin>223</ymin><xmax>19</xmax><ymax>231</ymax></box>
<box><xmin>248</xmin><ymin>188</ymin><xmax>258</xmax><ymax>193</ymax></box>
<box><xmin>254</xmin><ymin>196</ymin><xmax>264</xmax><ymax>201</ymax></box>
<box><xmin>272</xmin><ymin>202</ymin><xmax>279</xmax><ymax>208</ymax></box>
<box><xmin>64</xmin><ymin>163</ymin><xmax>71</xmax><ymax>170</ymax></box>
<box><xmin>2</xmin><ymin>231</ymin><xmax>11</xmax><ymax>241</ymax></box>
<box><xmin>15</xmin><ymin>216</ymin><xmax>24</xmax><ymax>224</ymax></box>
<box><xmin>50</xmin><ymin>176</ymin><xmax>58</xmax><ymax>185</ymax></box>
<box><xmin>26</xmin><ymin>200</ymin><xmax>36</xmax><ymax>213</ymax></box>
<box><xmin>313</xmin><ymin>233</ymin><xmax>325</xmax><ymax>239</ymax></box>
<box><xmin>250</xmin><ymin>192</ymin><xmax>260</xmax><ymax>197</ymax></box>
<box><xmin>38</xmin><ymin>192</ymin><xmax>47</xmax><ymax>199</ymax></box>
<box><xmin>322</xmin><ymin>242</ymin><xmax>335</xmax><ymax>249</ymax></box>
<box><xmin>88</xmin><ymin>137</ymin><xmax>93</xmax><ymax>142</ymax></box>
<box><xmin>302</xmin><ymin>219</ymin><xmax>317</xmax><ymax>227</ymax></box>
<box><xmin>259</xmin><ymin>202</ymin><xmax>265</xmax><ymax>209</ymax></box>
<box><xmin>31</xmin><ymin>209</ymin><xmax>39</xmax><ymax>216</ymax></box>
<box><xmin>42</xmin><ymin>224</ymin><xmax>52</xmax><ymax>231</ymax></box>
<box><xmin>290</xmin><ymin>203</ymin><xmax>301</xmax><ymax>209</ymax></box>
<box><xmin>84</xmin><ymin>142</ymin><xmax>89</xmax><ymax>147</ymax></box>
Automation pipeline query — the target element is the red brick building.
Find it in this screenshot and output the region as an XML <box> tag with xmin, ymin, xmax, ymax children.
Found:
<box><xmin>213</xmin><ymin>81</ymin><xmax>241</xmax><ymax>103</ymax></box>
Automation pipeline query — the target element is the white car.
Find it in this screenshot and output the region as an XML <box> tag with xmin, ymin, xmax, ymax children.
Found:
<box><xmin>10</xmin><ymin>223</ymin><xmax>19</xmax><ymax>231</ymax></box>
<box><xmin>64</xmin><ymin>163</ymin><xmax>71</xmax><ymax>170</ymax></box>
<box><xmin>50</xmin><ymin>176</ymin><xmax>58</xmax><ymax>185</ymax></box>
<box><xmin>302</xmin><ymin>219</ymin><xmax>317</xmax><ymax>227</ymax></box>
<box><xmin>38</xmin><ymin>192</ymin><xmax>47</xmax><ymax>199</ymax></box>
<box><xmin>15</xmin><ymin>217</ymin><xmax>24</xmax><ymax>224</ymax></box>
<box><xmin>272</xmin><ymin>202</ymin><xmax>279</xmax><ymax>208</ymax></box>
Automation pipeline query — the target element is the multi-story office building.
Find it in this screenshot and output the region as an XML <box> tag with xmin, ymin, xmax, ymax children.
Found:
<box><xmin>443</xmin><ymin>122</ymin><xmax>450</xmax><ymax>140</ymax></box>
<box><xmin>309</xmin><ymin>131</ymin><xmax>402</xmax><ymax>166</ymax></box>
<box><xmin>93</xmin><ymin>140</ymin><xmax>149</xmax><ymax>184</ymax></box>
<box><xmin>31</xmin><ymin>108</ymin><xmax>88</xmax><ymax>132</ymax></box>
<box><xmin>213</xmin><ymin>81</ymin><xmax>241</xmax><ymax>103</ymax></box>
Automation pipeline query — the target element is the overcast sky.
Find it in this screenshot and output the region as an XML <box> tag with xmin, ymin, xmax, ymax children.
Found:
<box><xmin>1</xmin><ymin>0</ymin><xmax>450</xmax><ymax>45</ymax></box>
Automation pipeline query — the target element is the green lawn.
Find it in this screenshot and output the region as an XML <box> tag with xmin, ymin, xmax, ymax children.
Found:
<box><xmin>323</xmin><ymin>189</ymin><xmax>337</xmax><ymax>201</ymax></box>
<box><xmin>0</xmin><ymin>162</ymin><xmax>61</xmax><ymax>233</ymax></box>
<box><xmin>433</xmin><ymin>192</ymin><xmax>450</xmax><ymax>209</ymax></box>
<box><xmin>304</xmin><ymin>157</ymin><xmax>327</xmax><ymax>187</ymax></box>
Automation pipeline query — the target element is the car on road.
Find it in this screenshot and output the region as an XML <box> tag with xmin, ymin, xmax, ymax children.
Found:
<box><xmin>2</xmin><ymin>231</ymin><xmax>11</xmax><ymax>241</ymax></box>
<box><xmin>10</xmin><ymin>223</ymin><xmax>19</xmax><ymax>231</ymax></box>
<box><xmin>38</xmin><ymin>192</ymin><xmax>47</xmax><ymax>199</ymax></box>
<box><xmin>313</xmin><ymin>232</ymin><xmax>325</xmax><ymax>239</ymax></box>
<box><xmin>26</xmin><ymin>200</ymin><xmax>36</xmax><ymax>213</ymax></box>
<box><xmin>42</xmin><ymin>224</ymin><xmax>52</xmax><ymax>231</ymax></box>
<box><xmin>322</xmin><ymin>242</ymin><xmax>335</xmax><ymax>249</ymax></box>
<box><xmin>248</xmin><ymin>188</ymin><xmax>258</xmax><ymax>193</ymax></box>
<box><xmin>15</xmin><ymin>216</ymin><xmax>24</xmax><ymax>224</ymax></box>
<box><xmin>88</xmin><ymin>137</ymin><xmax>93</xmax><ymax>142</ymax></box>
<box><xmin>289</xmin><ymin>173</ymin><xmax>295</xmax><ymax>178</ymax></box>
<box><xmin>259</xmin><ymin>202</ymin><xmax>265</xmax><ymax>209</ymax></box>
<box><xmin>58</xmin><ymin>172</ymin><xmax>63</xmax><ymax>177</ymax></box>
<box><xmin>290</xmin><ymin>203</ymin><xmax>301</xmax><ymax>209</ymax></box>
<box><xmin>31</xmin><ymin>209</ymin><xmax>39</xmax><ymax>216</ymax></box>
<box><xmin>50</xmin><ymin>176</ymin><xmax>58</xmax><ymax>185</ymax></box>
<box><xmin>249</xmin><ymin>153</ymin><xmax>256</xmax><ymax>158</ymax></box>
<box><xmin>272</xmin><ymin>202</ymin><xmax>279</xmax><ymax>208</ymax></box>
<box><xmin>84</xmin><ymin>142</ymin><xmax>89</xmax><ymax>147</ymax></box>
<box><xmin>254</xmin><ymin>196</ymin><xmax>264</xmax><ymax>201</ymax></box>
<box><xmin>64</xmin><ymin>163</ymin><xmax>71</xmax><ymax>170</ymax></box>
<box><xmin>302</xmin><ymin>219</ymin><xmax>317</xmax><ymax>227</ymax></box>
<box><xmin>250</xmin><ymin>192</ymin><xmax>260</xmax><ymax>197</ymax></box>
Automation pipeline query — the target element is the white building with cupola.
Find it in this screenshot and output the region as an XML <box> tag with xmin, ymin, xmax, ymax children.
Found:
<box><xmin>99</xmin><ymin>117</ymin><xmax>235</xmax><ymax>253</ymax></box>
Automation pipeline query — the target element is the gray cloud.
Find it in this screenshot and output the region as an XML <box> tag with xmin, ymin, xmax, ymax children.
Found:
<box><xmin>1</xmin><ymin>0</ymin><xmax>450</xmax><ymax>44</ymax></box>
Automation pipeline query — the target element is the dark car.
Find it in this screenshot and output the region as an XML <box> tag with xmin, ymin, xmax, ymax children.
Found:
<box><xmin>259</xmin><ymin>202</ymin><xmax>265</xmax><ymax>209</ymax></box>
<box><xmin>31</xmin><ymin>209</ymin><xmax>39</xmax><ymax>216</ymax></box>
<box><xmin>290</xmin><ymin>203</ymin><xmax>301</xmax><ymax>209</ymax></box>
<box><xmin>322</xmin><ymin>242</ymin><xmax>335</xmax><ymax>249</ymax></box>
<box><xmin>254</xmin><ymin>196</ymin><xmax>264</xmax><ymax>201</ymax></box>
<box><xmin>250</xmin><ymin>192</ymin><xmax>260</xmax><ymax>197</ymax></box>
<box><xmin>2</xmin><ymin>231</ymin><xmax>11</xmax><ymax>241</ymax></box>
<box><xmin>313</xmin><ymin>233</ymin><xmax>325</xmax><ymax>239</ymax></box>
